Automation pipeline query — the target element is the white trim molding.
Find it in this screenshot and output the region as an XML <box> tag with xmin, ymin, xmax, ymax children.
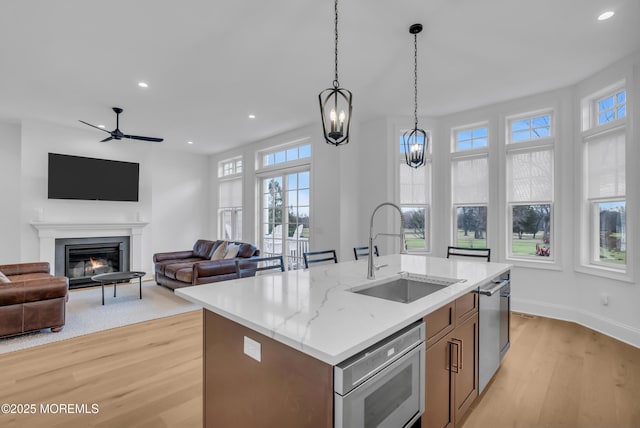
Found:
<box><xmin>30</xmin><ymin>221</ymin><xmax>149</xmax><ymax>276</ymax></box>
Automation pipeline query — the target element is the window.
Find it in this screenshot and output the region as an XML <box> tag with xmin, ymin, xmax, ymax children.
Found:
<box><xmin>509</xmin><ymin>114</ymin><xmax>551</xmax><ymax>143</ymax></box>
<box><xmin>451</xmin><ymin>156</ymin><xmax>488</xmax><ymax>248</ymax></box>
<box><xmin>258</xmin><ymin>140</ymin><xmax>311</xmax><ymax>269</ymax></box>
<box><xmin>594</xmin><ymin>201</ymin><xmax>626</xmax><ymax>265</ymax></box>
<box><xmin>219</xmin><ymin>158</ymin><xmax>242</xmax><ymax>177</ymax></box>
<box><xmin>219</xmin><ymin>178</ymin><xmax>242</xmax><ymax>241</ymax></box>
<box><xmin>584</xmin><ymin>127</ymin><xmax>626</xmax><ymax>268</ymax></box>
<box><xmin>451</xmin><ymin>123</ymin><xmax>489</xmax><ymax>249</ymax></box>
<box><xmin>453</xmin><ymin>125</ymin><xmax>488</xmax><ymax>152</ymax></box>
<box><xmin>506</xmin><ymin>110</ymin><xmax>554</xmax><ymax>260</ymax></box>
<box><xmin>218</xmin><ymin>157</ymin><xmax>243</xmax><ymax>241</ymax></box>
<box><xmin>597</xmin><ymin>90</ymin><xmax>626</xmax><ymax>125</ymax></box>
<box><xmin>399</xmin><ymin>134</ymin><xmax>431</xmax><ymax>252</ymax></box>
<box><xmin>261</xmin><ymin>143</ymin><xmax>311</xmax><ymax>168</ymax></box>
<box><xmin>580</xmin><ymin>83</ymin><xmax>627</xmax><ymax>272</ymax></box>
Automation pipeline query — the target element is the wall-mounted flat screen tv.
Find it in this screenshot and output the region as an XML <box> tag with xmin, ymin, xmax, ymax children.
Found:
<box><xmin>48</xmin><ymin>153</ymin><xmax>139</xmax><ymax>202</ymax></box>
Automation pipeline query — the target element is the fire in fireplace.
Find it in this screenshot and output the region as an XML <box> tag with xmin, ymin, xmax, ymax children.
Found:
<box><xmin>55</xmin><ymin>236</ymin><xmax>130</xmax><ymax>288</ymax></box>
<box><xmin>67</xmin><ymin>244</ymin><xmax>120</xmax><ymax>280</ymax></box>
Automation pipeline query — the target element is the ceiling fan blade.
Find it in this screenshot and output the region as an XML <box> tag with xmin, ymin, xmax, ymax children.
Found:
<box><xmin>123</xmin><ymin>134</ymin><xmax>164</xmax><ymax>142</ymax></box>
<box><xmin>79</xmin><ymin>120</ymin><xmax>111</xmax><ymax>133</ymax></box>
<box><xmin>100</xmin><ymin>136</ymin><xmax>114</xmax><ymax>142</ymax></box>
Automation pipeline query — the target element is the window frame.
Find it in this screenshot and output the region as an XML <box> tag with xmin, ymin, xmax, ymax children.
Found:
<box><xmin>450</xmin><ymin>122</ymin><xmax>490</xmax><ymax>251</ymax></box>
<box><xmin>504</xmin><ymin>109</ymin><xmax>556</xmax><ymax>264</ymax></box>
<box><xmin>589</xmin><ymin>198</ymin><xmax>627</xmax><ymax>268</ymax></box>
<box><xmin>257</xmin><ymin>139</ymin><xmax>312</xmax><ymax>172</ymax></box>
<box><xmin>451</xmin><ymin>122</ymin><xmax>489</xmax><ymax>153</ymax></box>
<box><xmin>580</xmin><ymin>116</ymin><xmax>628</xmax><ymax>274</ymax></box>
<box><xmin>595</xmin><ymin>89</ymin><xmax>627</xmax><ymax>126</ymax></box>
<box><xmin>219</xmin><ymin>157</ymin><xmax>243</xmax><ymax>178</ymax></box>
<box><xmin>398</xmin><ymin>129</ymin><xmax>432</xmax><ymax>253</ymax></box>
<box><xmin>256</xmin><ymin>139</ymin><xmax>313</xmax><ymax>270</ymax></box>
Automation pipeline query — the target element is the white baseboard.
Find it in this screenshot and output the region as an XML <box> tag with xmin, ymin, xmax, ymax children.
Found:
<box><xmin>511</xmin><ymin>297</ymin><xmax>640</xmax><ymax>349</ymax></box>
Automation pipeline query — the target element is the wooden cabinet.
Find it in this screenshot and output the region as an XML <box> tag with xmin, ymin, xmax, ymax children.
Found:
<box><xmin>422</xmin><ymin>292</ymin><xmax>479</xmax><ymax>428</ymax></box>
<box><xmin>453</xmin><ymin>312</ymin><xmax>479</xmax><ymax>425</ymax></box>
<box><xmin>202</xmin><ymin>310</ymin><xmax>333</xmax><ymax>428</ymax></box>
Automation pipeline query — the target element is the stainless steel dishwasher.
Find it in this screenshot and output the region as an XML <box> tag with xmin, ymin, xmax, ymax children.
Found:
<box><xmin>478</xmin><ymin>270</ymin><xmax>510</xmax><ymax>394</ymax></box>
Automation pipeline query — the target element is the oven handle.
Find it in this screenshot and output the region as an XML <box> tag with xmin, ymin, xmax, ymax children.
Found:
<box><xmin>346</xmin><ymin>339</ymin><xmax>424</xmax><ymax>391</ymax></box>
<box><xmin>476</xmin><ymin>279</ymin><xmax>509</xmax><ymax>296</ymax></box>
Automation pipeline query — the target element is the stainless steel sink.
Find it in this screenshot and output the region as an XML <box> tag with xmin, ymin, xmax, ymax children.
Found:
<box><xmin>352</xmin><ymin>276</ymin><xmax>460</xmax><ymax>303</ymax></box>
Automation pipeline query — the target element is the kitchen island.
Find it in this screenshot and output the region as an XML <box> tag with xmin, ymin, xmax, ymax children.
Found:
<box><xmin>176</xmin><ymin>254</ymin><xmax>511</xmax><ymax>427</ymax></box>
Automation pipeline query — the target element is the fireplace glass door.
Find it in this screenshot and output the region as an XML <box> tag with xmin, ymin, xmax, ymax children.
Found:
<box><xmin>65</xmin><ymin>243</ymin><xmax>121</xmax><ymax>285</ymax></box>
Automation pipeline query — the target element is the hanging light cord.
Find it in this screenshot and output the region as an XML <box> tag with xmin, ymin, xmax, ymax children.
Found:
<box><xmin>413</xmin><ymin>31</ymin><xmax>418</xmax><ymax>129</ymax></box>
<box><xmin>333</xmin><ymin>0</ymin><xmax>339</xmax><ymax>88</ymax></box>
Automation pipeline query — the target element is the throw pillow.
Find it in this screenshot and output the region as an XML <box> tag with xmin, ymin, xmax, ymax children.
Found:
<box><xmin>224</xmin><ymin>244</ymin><xmax>240</xmax><ymax>259</ymax></box>
<box><xmin>0</xmin><ymin>271</ymin><xmax>10</xmax><ymax>283</ymax></box>
<box><xmin>211</xmin><ymin>242</ymin><xmax>228</xmax><ymax>260</ymax></box>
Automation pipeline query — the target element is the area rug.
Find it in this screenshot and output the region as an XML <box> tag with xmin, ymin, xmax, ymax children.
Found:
<box><xmin>0</xmin><ymin>281</ymin><xmax>200</xmax><ymax>354</ymax></box>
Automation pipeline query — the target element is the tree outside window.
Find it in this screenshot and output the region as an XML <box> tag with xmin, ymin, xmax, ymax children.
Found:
<box><xmin>511</xmin><ymin>204</ymin><xmax>551</xmax><ymax>257</ymax></box>
<box><xmin>596</xmin><ymin>201</ymin><xmax>626</xmax><ymax>264</ymax></box>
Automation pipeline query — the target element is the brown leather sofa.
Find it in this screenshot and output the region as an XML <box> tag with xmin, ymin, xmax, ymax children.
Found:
<box><xmin>0</xmin><ymin>262</ymin><xmax>69</xmax><ymax>338</ymax></box>
<box><xmin>154</xmin><ymin>239</ymin><xmax>260</xmax><ymax>290</ymax></box>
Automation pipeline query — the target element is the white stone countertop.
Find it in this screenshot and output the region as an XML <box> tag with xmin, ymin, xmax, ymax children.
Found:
<box><xmin>176</xmin><ymin>254</ymin><xmax>511</xmax><ymax>365</ymax></box>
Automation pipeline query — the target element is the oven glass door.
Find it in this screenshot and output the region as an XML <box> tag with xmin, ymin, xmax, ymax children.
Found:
<box><xmin>336</xmin><ymin>343</ymin><xmax>424</xmax><ymax>428</ymax></box>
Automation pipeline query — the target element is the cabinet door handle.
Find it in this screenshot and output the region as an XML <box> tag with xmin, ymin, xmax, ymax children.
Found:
<box><xmin>451</xmin><ymin>338</ymin><xmax>463</xmax><ymax>371</ymax></box>
<box><xmin>448</xmin><ymin>340</ymin><xmax>459</xmax><ymax>373</ymax></box>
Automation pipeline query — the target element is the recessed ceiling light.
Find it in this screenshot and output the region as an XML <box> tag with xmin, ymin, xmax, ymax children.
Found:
<box><xmin>138</xmin><ymin>82</ymin><xmax>149</xmax><ymax>88</ymax></box>
<box><xmin>187</xmin><ymin>141</ymin><xmax>194</xmax><ymax>145</ymax></box>
<box><xmin>598</xmin><ymin>11</ymin><xmax>614</xmax><ymax>21</ymax></box>
<box><xmin>98</xmin><ymin>125</ymin><xmax>105</xmax><ymax>128</ymax></box>
<box><xmin>248</xmin><ymin>114</ymin><xmax>256</xmax><ymax>119</ymax></box>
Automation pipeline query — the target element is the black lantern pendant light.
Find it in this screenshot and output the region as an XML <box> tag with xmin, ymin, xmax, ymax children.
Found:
<box><xmin>403</xmin><ymin>23</ymin><xmax>429</xmax><ymax>168</ymax></box>
<box><xmin>318</xmin><ymin>0</ymin><xmax>353</xmax><ymax>146</ymax></box>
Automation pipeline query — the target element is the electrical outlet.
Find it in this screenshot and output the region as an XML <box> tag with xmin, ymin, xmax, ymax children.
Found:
<box><xmin>244</xmin><ymin>336</ymin><xmax>261</xmax><ymax>362</ymax></box>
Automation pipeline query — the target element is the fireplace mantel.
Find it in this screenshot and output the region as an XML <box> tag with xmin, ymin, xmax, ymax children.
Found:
<box><xmin>31</xmin><ymin>221</ymin><xmax>148</xmax><ymax>274</ymax></box>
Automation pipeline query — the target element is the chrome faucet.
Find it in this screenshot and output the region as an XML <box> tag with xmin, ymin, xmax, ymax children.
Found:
<box><xmin>368</xmin><ymin>202</ymin><xmax>407</xmax><ymax>279</ymax></box>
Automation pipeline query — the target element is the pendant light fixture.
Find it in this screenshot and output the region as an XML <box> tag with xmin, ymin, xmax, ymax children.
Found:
<box><xmin>403</xmin><ymin>23</ymin><xmax>429</xmax><ymax>168</ymax></box>
<box><xmin>318</xmin><ymin>0</ymin><xmax>353</xmax><ymax>146</ymax></box>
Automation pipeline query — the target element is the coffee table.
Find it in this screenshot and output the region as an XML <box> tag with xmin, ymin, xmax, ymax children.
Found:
<box><xmin>91</xmin><ymin>271</ymin><xmax>146</xmax><ymax>305</ymax></box>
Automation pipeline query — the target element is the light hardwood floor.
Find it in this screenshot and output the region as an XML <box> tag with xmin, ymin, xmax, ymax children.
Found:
<box><xmin>462</xmin><ymin>313</ymin><xmax>640</xmax><ymax>428</ymax></box>
<box><xmin>0</xmin><ymin>310</ymin><xmax>203</xmax><ymax>428</ymax></box>
<box><xmin>1</xmin><ymin>310</ymin><xmax>639</xmax><ymax>428</ymax></box>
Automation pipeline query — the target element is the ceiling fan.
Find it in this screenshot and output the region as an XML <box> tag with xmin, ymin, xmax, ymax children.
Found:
<box><xmin>79</xmin><ymin>107</ymin><xmax>163</xmax><ymax>143</ymax></box>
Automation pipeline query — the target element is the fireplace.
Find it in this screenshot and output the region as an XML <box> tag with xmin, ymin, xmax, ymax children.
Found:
<box><xmin>55</xmin><ymin>236</ymin><xmax>130</xmax><ymax>288</ymax></box>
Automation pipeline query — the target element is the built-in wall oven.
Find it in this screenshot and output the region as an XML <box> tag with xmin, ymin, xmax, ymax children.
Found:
<box><xmin>334</xmin><ymin>321</ymin><xmax>425</xmax><ymax>428</ymax></box>
<box><xmin>478</xmin><ymin>270</ymin><xmax>511</xmax><ymax>394</ymax></box>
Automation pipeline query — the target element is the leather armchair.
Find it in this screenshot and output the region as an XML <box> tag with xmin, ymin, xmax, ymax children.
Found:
<box><xmin>0</xmin><ymin>262</ymin><xmax>69</xmax><ymax>338</ymax></box>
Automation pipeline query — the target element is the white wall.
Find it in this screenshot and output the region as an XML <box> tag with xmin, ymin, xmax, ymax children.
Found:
<box><xmin>0</xmin><ymin>119</ymin><xmax>209</xmax><ymax>275</ymax></box>
<box><xmin>150</xmin><ymin>148</ymin><xmax>210</xmax><ymax>256</ymax></box>
<box><xmin>0</xmin><ymin>122</ymin><xmax>22</xmax><ymax>263</ymax></box>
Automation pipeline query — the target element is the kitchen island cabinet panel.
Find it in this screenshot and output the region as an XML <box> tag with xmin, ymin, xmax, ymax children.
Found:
<box><xmin>455</xmin><ymin>291</ymin><xmax>478</xmax><ymax>324</ymax></box>
<box><xmin>203</xmin><ymin>310</ymin><xmax>333</xmax><ymax>428</ymax></box>
<box><xmin>454</xmin><ymin>312</ymin><xmax>479</xmax><ymax>424</ymax></box>
<box><xmin>423</xmin><ymin>292</ymin><xmax>479</xmax><ymax>428</ymax></box>
<box><xmin>425</xmin><ymin>301</ymin><xmax>455</xmax><ymax>349</ymax></box>
<box><xmin>423</xmin><ymin>335</ymin><xmax>455</xmax><ymax>428</ymax></box>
